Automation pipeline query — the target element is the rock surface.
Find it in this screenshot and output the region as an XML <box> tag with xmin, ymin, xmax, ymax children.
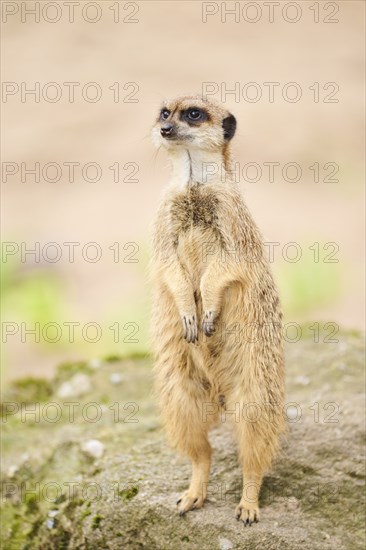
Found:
<box><xmin>1</xmin><ymin>332</ymin><xmax>365</xmax><ymax>549</ymax></box>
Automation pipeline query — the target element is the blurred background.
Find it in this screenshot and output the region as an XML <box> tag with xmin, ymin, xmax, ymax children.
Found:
<box><xmin>1</xmin><ymin>0</ymin><xmax>365</xmax><ymax>385</ymax></box>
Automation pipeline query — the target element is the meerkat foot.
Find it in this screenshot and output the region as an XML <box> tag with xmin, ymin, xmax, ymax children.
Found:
<box><xmin>176</xmin><ymin>490</ymin><xmax>205</xmax><ymax>516</ymax></box>
<box><xmin>235</xmin><ymin>500</ymin><xmax>259</xmax><ymax>526</ymax></box>
<box><xmin>202</xmin><ymin>310</ymin><xmax>217</xmax><ymax>337</ymax></box>
<box><xmin>182</xmin><ymin>314</ymin><xmax>198</xmax><ymax>343</ymax></box>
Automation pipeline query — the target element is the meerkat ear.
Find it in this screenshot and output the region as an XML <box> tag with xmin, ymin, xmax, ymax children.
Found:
<box><xmin>222</xmin><ymin>114</ymin><xmax>237</xmax><ymax>141</ymax></box>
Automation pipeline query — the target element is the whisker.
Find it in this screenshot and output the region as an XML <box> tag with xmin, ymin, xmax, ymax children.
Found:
<box><xmin>153</xmin><ymin>145</ymin><xmax>162</xmax><ymax>164</ymax></box>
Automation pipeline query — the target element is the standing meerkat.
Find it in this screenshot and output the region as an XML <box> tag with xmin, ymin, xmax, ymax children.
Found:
<box><xmin>150</xmin><ymin>95</ymin><xmax>285</xmax><ymax>525</ymax></box>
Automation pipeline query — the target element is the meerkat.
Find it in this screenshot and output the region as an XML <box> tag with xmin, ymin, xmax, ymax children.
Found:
<box><xmin>150</xmin><ymin>95</ymin><xmax>285</xmax><ymax>525</ymax></box>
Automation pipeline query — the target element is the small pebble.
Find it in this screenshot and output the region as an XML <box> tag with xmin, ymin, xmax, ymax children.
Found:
<box><xmin>81</xmin><ymin>439</ymin><xmax>105</xmax><ymax>459</ymax></box>
<box><xmin>286</xmin><ymin>496</ymin><xmax>300</xmax><ymax>510</ymax></box>
<box><xmin>57</xmin><ymin>373</ymin><xmax>92</xmax><ymax>399</ymax></box>
<box><xmin>88</xmin><ymin>358</ymin><xmax>102</xmax><ymax>370</ymax></box>
<box><xmin>7</xmin><ymin>465</ymin><xmax>18</xmax><ymax>478</ymax></box>
<box><xmin>109</xmin><ymin>373</ymin><xmax>124</xmax><ymax>385</ymax></box>
<box><xmin>219</xmin><ymin>537</ymin><xmax>234</xmax><ymax>550</ymax></box>
<box><xmin>295</xmin><ymin>375</ymin><xmax>310</xmax><ymax>386</ymax></box>
<box><xmin>286</xmin><ymin>405</ymin><xmax>300</xmax><ymax>421</ymax></box>
<box><xmin>46</xmin><ymin>518</ymin><xmax>54</xmax><ymax>529</ymax></box>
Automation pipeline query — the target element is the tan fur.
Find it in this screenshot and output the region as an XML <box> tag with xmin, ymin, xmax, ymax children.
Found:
<box><xmin>150</xmin><ymin>96</ymin><xmax>286</xmax><ymax>524</ymax></box>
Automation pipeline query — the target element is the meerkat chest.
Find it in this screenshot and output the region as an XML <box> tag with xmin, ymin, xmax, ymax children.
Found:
<box><xmin>169</xmin><ymin>185</ymin><xmax>219</xmax><ymax>235</ymax></box>
<box><xmin>169</xmin><ymin>186</ymin><xmax>222</xmax><ymax>279</ymax></box>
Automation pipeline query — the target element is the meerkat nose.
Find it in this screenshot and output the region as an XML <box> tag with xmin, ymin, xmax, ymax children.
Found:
<box><xmin>160</xmin><ymin>124</ymin><xmax>174</xmax><ymax>138</ymax></box>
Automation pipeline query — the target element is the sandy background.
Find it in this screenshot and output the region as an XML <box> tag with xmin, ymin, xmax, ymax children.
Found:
<box><xmin>1</xmin><ymin>0</ymin><xmax>365</xmax><ymax>382</ymax></box>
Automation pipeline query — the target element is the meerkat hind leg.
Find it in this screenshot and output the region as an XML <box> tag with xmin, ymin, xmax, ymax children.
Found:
<box><xmin>177</xmin><ymin>442</ymin><xmax>211</xmax><ymax>515</ymax></box>
<box><xmin>172</xmin><ymin>393</ymin><xmax>212</xmax><ymax>515</ymax></box>
<box><xmin>235</xmin><ymin>468</ymin><xmax>262</xmax><ymax>526</ymax></box>
<box><xmin>233</xmin><ymin>422</ymin><xmax>272</xmax><ymax>526</ymax></box>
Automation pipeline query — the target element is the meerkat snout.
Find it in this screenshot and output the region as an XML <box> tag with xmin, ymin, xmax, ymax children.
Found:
<box><xmin>160</xmin><ymin>123</ymin><xmax>174</xmax><ymax>138</ymax></box>
<box><xmin>152</xmin><ymin>95</ymin><xmax>237</xmax><ymax>150</ymax></box>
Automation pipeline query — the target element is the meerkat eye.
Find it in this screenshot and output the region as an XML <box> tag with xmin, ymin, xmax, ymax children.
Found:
<box><xmin>188</xmin><ymin>109</ymin><xmax>202</xmax><ymax>121</ymax></box>
<box><xmin>161</xmin><ymin>109</ymin><xmax>170</xmax><ymax>120</ymax></box>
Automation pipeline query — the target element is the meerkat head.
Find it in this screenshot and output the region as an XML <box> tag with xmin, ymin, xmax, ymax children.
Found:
<box><xmin>152</xmin><ymin>95</ymin><xmax>237</xmax><ymax>152</ymax></box>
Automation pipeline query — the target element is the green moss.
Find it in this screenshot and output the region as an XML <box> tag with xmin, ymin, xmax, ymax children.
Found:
<box><xmin>40</xmin><ymin>525</ymin><xmax>72</xmax><ymax>549</ymax></box>
<box><xmin>118</xmin><ymin>485</ymin><xmax>139</xmax><ymax>501</ymax></box>
<box><xmin>91</xmin><ymin>514</ymin><xmax>104</xmax><ymax>530</ymax></box>
<box><xmin>0</xmin><ymin>507</ymin><xmax>28</xmax><ymax>549</ymax></box>
<box><xmin>26</xmin><ymin>516</ymin><xmax>43</xmax><ymax>542</ymax></box>
<box><xmin>103</xmin><ymin>354</ymin><xmax>122</xmax><ymax>363</ymax></box>
<box><xmin>303</xmin><ymin>477</ymin><xmax>365</xmax><ymax>531</ymax></box>
<box><xmin>54</xmin><ymin>494</ymin><xmax>67</xmax><ymax>505</ymax></box>
<box><xmin>2</xmin><ymin>377</ymin><xmax>52</xmax><ymax>405</ymax></box>
<box><xmin>80</xmin><ymin>509</ymin><xmax>92</xmax><ymax>521</ymax></box>
<box><xmin>124</xmin><ymin>350</ymin><xmax>150</xmax><ymax>360</ymax></box>
<box><xmin>24</xmin><ymin>493</ymin><xmax>39</xmax><ymax>514</ymax></box>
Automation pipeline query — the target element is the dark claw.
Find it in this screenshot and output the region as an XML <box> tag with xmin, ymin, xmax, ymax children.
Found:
<box><xmin>182</xmin><ymin>314</ymin><xmax>198</xmax><ymax>343</ymax></box>
<box><xmin>202</xmin><ymin>322</ymin><xmax>215</xmax><ymax>337</ymax></box>
<box><xmin>193</xmin><ymin>498</ymin><xmax>198</xmax><ymax>504</ymax></box>
<box><xmin>193</xmin><ymin>316</ymin><xmax>198</xmax><ymax>342</ymax></box>
<box><xmin>248</xmin><ymin>519</ymin><xmax>253</xmax><ymax>526</ymax></box>
<box><xmin>176</xmin><ymin>498</ymin><xmax>182</xmax><ymax>505</ymax></box>
<box><xmin>179</xmin><ymin>510</ymin><xmax>185</xmax><ymax>517</ymax></box>
<box><xmin>202</xmin><ymin>310</ymin><xmax>217</xmax><ymax>337</ymax></box>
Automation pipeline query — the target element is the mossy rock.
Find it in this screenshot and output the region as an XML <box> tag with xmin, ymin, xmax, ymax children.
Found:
<box><xmin>1</xmin><ymin>334</ymin><xmax>365</xmax><ymax>549</ymax></box>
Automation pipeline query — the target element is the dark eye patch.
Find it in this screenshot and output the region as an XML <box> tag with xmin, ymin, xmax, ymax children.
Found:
<box><xmin>180</xmin><ymin>108</ymin><xmax>209</xmax><ymax>125</ymax></box>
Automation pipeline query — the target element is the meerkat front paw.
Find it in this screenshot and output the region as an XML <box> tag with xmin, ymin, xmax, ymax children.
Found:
<box><xmin>202</xmin><ymin>310</ymin><xmax>217</xmax><ymax>337</ymax></box>
<box><xmin>176</xmin><ymin>490</ymin><xmax>205</xmax><ymax>516</ymax></box>
<box><xmin>182</xmin><ymin>314</ymin><xmax>198</xmax><ymax>343</ymax></box>
<box><xmin>235</xmin><ymin>500</ymin><xmax>259</xmax><ymax>526</ymax></box>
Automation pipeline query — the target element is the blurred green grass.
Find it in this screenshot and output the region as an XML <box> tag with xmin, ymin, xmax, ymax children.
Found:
<box><xmin>1</xmin><ymin>239</ymin><xmax>343</xmax><ymax>378</ymax></box>
<box><xmin>275</xmin><ymin>252</ymin><xmax>342</xmax><ymax>316</ymax></box>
